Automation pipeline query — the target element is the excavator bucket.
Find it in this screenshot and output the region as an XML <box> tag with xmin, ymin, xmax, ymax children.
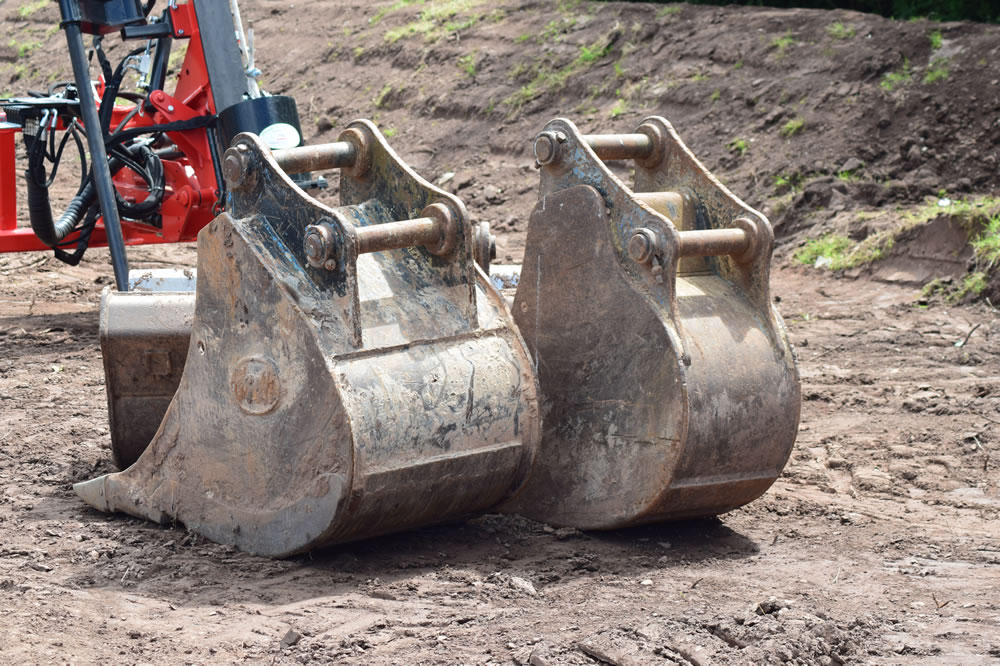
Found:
<box><xmin>81</xmin><ymin>116</ymin><xmax>797</xmax><ymax>556</ymax></box>
<box><xmin>75</xmin><ymin>122</ymin><xmax>540</xmax><ymax>557</ymax></box>
<box><xmin>100</xmin><ymin>270</ymin><xmax>195</xmax><ymax>470</ymax></box>
<box><xmin>499</xmin><ymin>117</ymin><xmax>800</xmax><ymax>528</ymax></box>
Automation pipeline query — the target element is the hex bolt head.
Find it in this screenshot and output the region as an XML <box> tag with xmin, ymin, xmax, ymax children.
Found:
<box><xmin>303</xmin><ymin>222</ymin><xmax>336</xmax><ymax>269</ymax></box>
<box><xmin>628</xmin><ymin>228</ymin><xmax>659</xmax><ymax>264</ymax></box>
<box><xmin>222</xmin><ymin>144</ymin><xmax>253</xmax><ymax>190</ymax></box>
<box><xmin>533</xmin><ymin>131</ymin><xmax>567</xmax><ymax>166</ymax></box>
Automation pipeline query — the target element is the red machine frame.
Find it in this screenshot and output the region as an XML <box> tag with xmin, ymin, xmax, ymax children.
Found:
<box><xmin>0</xmin><ymin>1</ymin><xmax>219</xmax><ymax>254</ymax></box>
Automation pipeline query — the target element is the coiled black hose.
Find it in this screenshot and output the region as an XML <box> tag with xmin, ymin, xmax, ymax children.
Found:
<box><xmin>24</xmin><ymin>121</ymin><xmax>94</xmax><ymax>248</ymax></box>
<box><xmin>26</xmin><ymin>136</ymin><xmax>163</xmax><ymax>248</ymax></box>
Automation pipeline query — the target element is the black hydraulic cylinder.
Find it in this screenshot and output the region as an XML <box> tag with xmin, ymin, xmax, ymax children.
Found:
<box><xmin>58</xmin><ymin>0</ymin><xmax>130</xmax><ymax>290</ymax></box>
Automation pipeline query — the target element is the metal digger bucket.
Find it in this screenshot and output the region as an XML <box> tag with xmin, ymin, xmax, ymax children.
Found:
<box><xmin>499</xmin><ymin>117</ymin><xmax>800</xmax><ymax>528</ymax></box>
<box><xmin>76</xmin><ymin>122</ymin><xmax>540</xmax><ymax>557</ymax></box>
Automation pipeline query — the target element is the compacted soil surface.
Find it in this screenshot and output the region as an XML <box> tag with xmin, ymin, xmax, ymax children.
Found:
<box><xmin>1</xmin><ymin>0</ymin><xmax>999</xmax><ymax>663</ymax></box>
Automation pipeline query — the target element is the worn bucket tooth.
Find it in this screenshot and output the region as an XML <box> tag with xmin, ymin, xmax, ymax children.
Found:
<box><xmin>75</xmin><ymin>122</ymin><xmax>540</xmax><ymax>557</ymax></box>
<box><xmin>500</xmin><ymin>117</ymin><xmax>801</xmax><ymax>528</ymax></box>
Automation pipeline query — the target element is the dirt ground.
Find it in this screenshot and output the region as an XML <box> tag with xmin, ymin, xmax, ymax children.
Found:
<box><xmin>2</xmin><ymin>0</ymin><xmax>999</xmax><ymax>664</ymax></box>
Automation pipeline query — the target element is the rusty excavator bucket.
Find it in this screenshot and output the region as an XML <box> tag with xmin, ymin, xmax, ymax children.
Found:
<box><xmin>74</xmin><ymin>121</ymin><xmax>541</xmax><ymax>557</ymax></box>
<box><xmin>499</xmin><ymin>117</ymin><xmax>800</xmax><ymax>528</ymax></box>
<box><xmin>77</xmin><ymin>116</ymin><xmax>799</xmax><ymax>556</ymax></box>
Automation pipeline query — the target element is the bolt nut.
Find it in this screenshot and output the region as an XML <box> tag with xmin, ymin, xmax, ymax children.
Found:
<box><xmin>222</xmin><ymin>143</ymin><xmax>254</xmax><ymax>190</ymax></box>
<box><xmin>303</xmin><ymin>222</ymin><xmax>336</xmax><ymax>269</ymax></box>
<box><xmin>628</xmin><ymin>228</ymin><xmax>660</xmax><ymax>264</ymax></box>
<box><xmin>533</xmin><ymin>131</ymin><xmax>567</xmax><ymax>166</ymax></box>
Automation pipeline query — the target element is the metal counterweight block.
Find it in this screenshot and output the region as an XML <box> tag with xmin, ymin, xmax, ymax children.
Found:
<box><xmin>76</xmin><ymin>122</ymin><xmax>540</xmax><ymax>557</ymax></box>
<box><xmin>500</xmin><ymin>117</ymin><xmax>800</xmax><ymax>528</ymax></box>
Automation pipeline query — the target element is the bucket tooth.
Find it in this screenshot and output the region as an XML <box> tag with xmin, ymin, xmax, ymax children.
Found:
<box><xmin>500</xmin><ymin>117</ymin><xmax>800</xmax><ymax>528</ymax></box>
<box><xmin>76</xmin><ymin>122</ymin><xmax>540</xmax><ymax>557</ymax></box>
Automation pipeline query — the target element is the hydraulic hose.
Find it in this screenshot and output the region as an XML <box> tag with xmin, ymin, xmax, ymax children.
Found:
<box><xmin>25</xmin><ymin>141</ymin><xmax>162</xmax><ymax>248</ymax></box>
<box><xmin>25</xmin><ymin>163</ymin><xmax>95</xmax><ymax>247</ymax></box>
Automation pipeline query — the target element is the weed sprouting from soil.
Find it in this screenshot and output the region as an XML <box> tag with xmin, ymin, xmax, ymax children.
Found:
<box><xmin>770</xmin><ymin>32</ymin><xmax>796</xmax><ymax>56</ymax></box>
<box><xmin>370</xmin><ymin>0</ymin><xmax>420</xmax><ymax>24</ymax></box>
<box><xmin>503</xmin><ymin>33</ymin><xmax>617</xmax><ymax>116</ymax></box>
<box><xmin>827</xmin><ymin>22</ymin><xmax>855</xmax><ymax>40</ymax></box>
<box><xmin>971</xmin><ymin>212</ymin><xmax>1000</xmax><ymax>267</ymax></box>
<box><xmin>923</xmin><ymin>58</ymin><xmax>949</xmax><ymax>84</ymax></box>
<box><xmin>881</xmin><ymin>58</ymin><xmax>911</xmax><ymax>91</ymax></box>
<box><xmin>794</xmin><ymin>234</ymin><xmax>852</xmax><ymax>267</ymax></box>
<box><xmin>774</xmin><ymin>172</ymin><xmax>803</xmax><ymax>192</ymax></box>
<box><xmin>8</xmin><ymin>37</ymin><xmax>42</xmax><ymax>58</ymax></box>
<box><xmin>578</xmin><ymin>42</ymin><xmax>609</xmax><ymax>64</ymax></box>
<box><xmin>458</xmin><ymin>53</ymin><xmax>477</xmax><ymax>77</ymax></box>
<box><xmin>956</xmin><ymin>272</ymin><xmax>988</xmax><ymax>299</ymax></box>
<box><xmin>374</xmin><ymin>84</ymin><xmax>393</xmax><ymax>108</ymax></box>
<box><xmin>781</xmin><ymin>117</ymin><xmax>805</xmax><ymax>138</ymax></box>
<box><xmin>382</xmin><ymin>0</ymin><xmax>484</xmax><ymax>43</ymax></box>
<box><xmin>17</xmin><ymin>0</ymin><xmax>48</xmax><ymax>18</ymax></box>
<box><xmin>928</xmin><ymin>29</ymin><xmax>943</xmax><ymax>50</ymax></box>
<box><xmin>800</xmin><ymin>197</ymin><xmax>1000</xmax><ymax>299</ymax></box>
<box><xmin>796</xmin><ymin>231</ymin><xmax>891</xmax><ymax>270</ymax></box>
<box><xmin>836</xmin><ymin>168</ymin><xmax>860</xmax><ymax>182</ymax></box>
<box><xmin>728</xmin><ymin>138</ymin><xmax>748</xmax><ymax>156</ymax></box>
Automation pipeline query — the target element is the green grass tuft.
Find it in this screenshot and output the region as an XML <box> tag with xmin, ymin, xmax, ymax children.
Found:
<box><xmin>502</xmin><ymin>35</ymin><xmax>617</xmax><ymax>116</ymax></box>
<box><xmin>771</xmin><ymin>32</ymin><xmax>796</xmax><ymax>55</ymax></box>
<box><xmin>827</xmin><ymin>22</ymin><xmax>855</xmax><ymax>40</ymax></box>
<box><xmin>8</xmin><ymin>37</ymin><xmax>42</xmax><ymax>59</ymax></box>
<box><xmin>17</xmin><ymin>0</ymin><xmax>49</xmax><ymax>18</ymax></box>
<box><xmin>383</xmin><ymin>0</ymin><xmax>484</xmax><ymax>43</ymax></box>
<box><xmin>373</xmin><ymin>84</ymin><xmax>393</xmax><ymax>108</ymax></box>
<box><xmin>970</xmin><ymin>210</ymin><xmax>1000</xmax><ymax>268</ymax></box>
<box><xmin>780</xmin><ymin>116</ymin><xmax>805</xmax><ymax>138</ymax></box>
<box><xmin>578</xmin><ymin>42</ymin><xmax>609</xmax><ymax>64</ymax></box>
<box><xmin>794</xmin><ymin>235</ymin><xmax>852</xmax><ymax>267</ymax></box>
<box><xmin>458</xmin><ymin>53</ymin><xmax>476</xmax><ymax>77</ymax></box>
<box><xmin>954</xmin><ymin>272</ymin><xmax>988</xmax><ymax>300</ymax></box>
<box><xmin>881</xmin><ymin>58</ymin><xmax>912</xmax><ymax>91</ymax></box>
<box><xmin>923</xmin><ymin>57</ymin><xmax>949</xmax><ymax>84</ymax></box>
